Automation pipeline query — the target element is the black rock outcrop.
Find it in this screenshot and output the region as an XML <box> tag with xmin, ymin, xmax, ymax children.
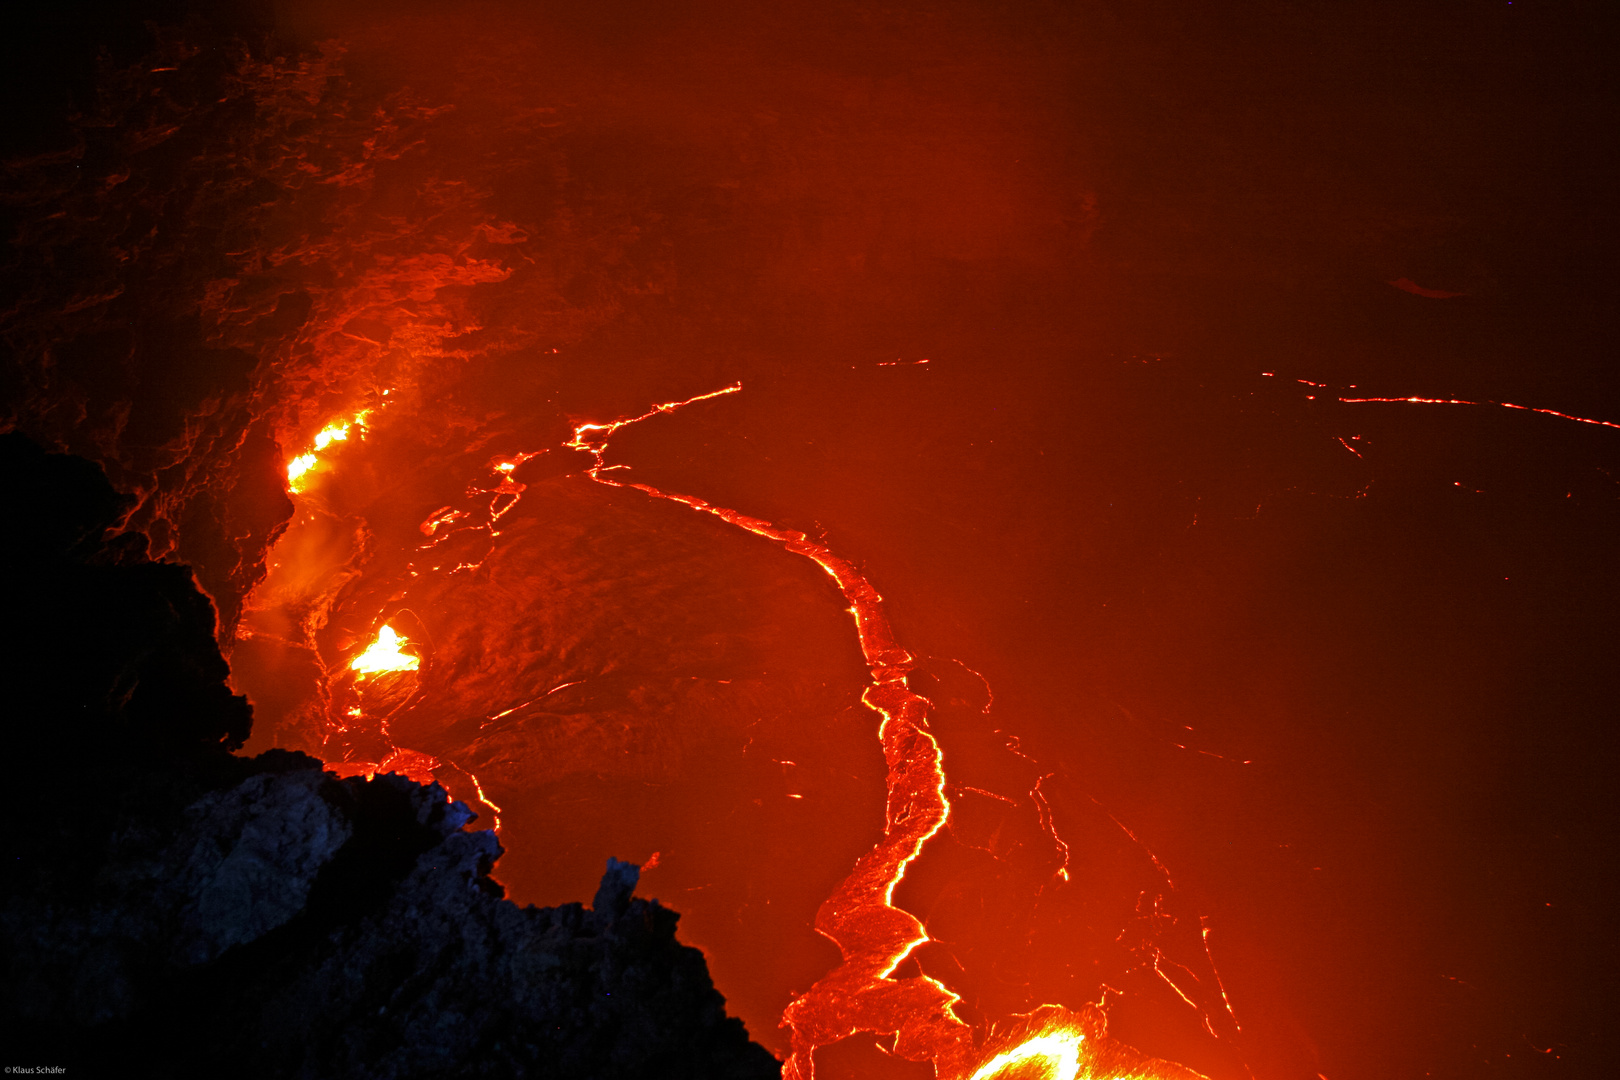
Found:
<box><xmin>0</xmin><ymin>432</ymin><xmax>780</xmax><ymax>1079</ymax></box>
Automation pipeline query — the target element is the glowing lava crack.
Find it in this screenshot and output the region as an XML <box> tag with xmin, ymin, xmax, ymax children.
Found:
<box><xmin>555</xmin><ymin>386</ymin><xmax>1235</xmax><ymax>1079</ymax></box>
<box><xmin>562</xmin><ymin>386</ymin><xmax>971</xmax><ymax>1077</ymax></box>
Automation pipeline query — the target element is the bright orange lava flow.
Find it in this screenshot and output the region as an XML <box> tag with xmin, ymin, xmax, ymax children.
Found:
<box><xmin>349</xmin><ymin>624</ymin><xmax>420</xmax><ymax>675</ymax></box>
<box><xmin>958</xmin><ymin>1006</ymin><xmax>1208</xmax><ymax>1080</ymax></box>
<box><xmin>967</xmin><ymin>1031</ymin><xmax>1084</xmax><ymax>1080</ymax></box>
<box><xmin>282</xmin><ymin>382</ymin><xmax>1225</xmax><ymax>1078</ymax></box>
<box><xmin>566</xmin><ymin>385</ymin><xmax>971</xmax><ymax>1078</ymax></box>
<box><xmin>285</xmin><ymin>408</ymin><xmax>375</xmax><ymax>492</ymax></box>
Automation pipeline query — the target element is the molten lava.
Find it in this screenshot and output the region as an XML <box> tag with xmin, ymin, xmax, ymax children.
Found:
<box><xmin>251</xmin><ymin>374</ymin><xmax>1238</xmax><ymax>1078</ymax></box>
<box><xmin>285</xmin><ymin>452</ymin><xmax>318</xmax><ymax>487</ymax></box>
<box><xmin>967</xmin><ymin>1031</ymin><xmax>1082</xmax><ymax>1080</ymax></box>
<box><xmin>349</xmin><ymin>624</ymin><xmax>420</xmax><ymax>675</ymax></box>
<box><xmin>560</xmin><ymin>385</ymin><xmax>967</xmax><ymax>1073</ymax></box>
<box><xmin>1335</xmin><ymin>394</ymin><xmax>1620</xmax><ymax>430</ymax></box>
<box><xmin>1263</xmin><ymin>372</ymin><xmax>1620</xmax><ymax>432</ymax></box>
<box><xmin>554</xmin><ymin>387</ymin><xmax>1225</xmax><ymax>1079</ymax></box>
<box><xmin>956</xmin><ymin>1005</ymin><xmax>1211</xmax><ymax>1080</ymax></box>
<box><xmin>285</xmin><ymin>410</ymin><xmax>374</xmax><ymax>492</ymax></box>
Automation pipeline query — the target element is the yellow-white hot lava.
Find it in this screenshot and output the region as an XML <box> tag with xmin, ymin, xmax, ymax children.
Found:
<box><xmin>350</xmin><ymin>625</ymin><xmax>420</xmax><ymax>675</ymax></box>
<box><xmin>968</xmin><ymin>1031</ymin><xmax>1084</xmax><ymax>1080</ymax></box>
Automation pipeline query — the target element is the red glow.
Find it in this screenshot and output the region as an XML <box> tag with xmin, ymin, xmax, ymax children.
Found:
<box><xmin>1386</xmin><ymin>277</ymin><xmax>1466</xmax><ymax>299</ymax></box>
<box><xmin>42</xmin><ymin>8</ymin><xmax>1601</xmax><ymax>1074</ymax></box>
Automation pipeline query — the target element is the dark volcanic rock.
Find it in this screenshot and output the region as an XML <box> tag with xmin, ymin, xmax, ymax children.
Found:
<box><xmin>0</xmin><ymin>433</ymin><xmax>780</xmax><ymax>1079</ymax></box>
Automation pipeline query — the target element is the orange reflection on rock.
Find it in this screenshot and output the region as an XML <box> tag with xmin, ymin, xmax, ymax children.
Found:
<box><xmin>327</xmin><ymin>747</ymin><xmax>441</xmax><ymax>786</ymax></box>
